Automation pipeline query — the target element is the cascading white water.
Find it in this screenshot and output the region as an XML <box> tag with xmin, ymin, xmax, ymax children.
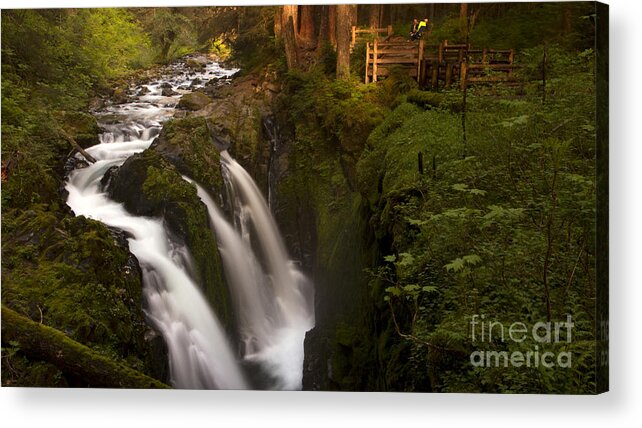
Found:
<box><xmin>65</xmin><ymin>58</ymin><xmax>248</xmax><ymax>389</ymax></box>
<box><xmin>65</xmin><ymin>140</ymin><xmax>247</xmax><ymax>390</ymax></box>
<box><xmin>186</xmin><ymin>155</ymin><xmax>315</xmax><ymax>390</ymax></box>
<box><xmin>65</xmin><ymin>56</ymin><xmax>312</xmax><ymax>390</ymax></box>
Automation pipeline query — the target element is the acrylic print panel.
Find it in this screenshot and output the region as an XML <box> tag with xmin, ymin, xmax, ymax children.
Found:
<box><xmin>0</xmin><ymin>1</ymin><xmax>607</xmax><ymax>394</ymax></box>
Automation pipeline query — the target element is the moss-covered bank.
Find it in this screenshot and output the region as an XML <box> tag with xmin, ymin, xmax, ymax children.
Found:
<box><xmin>2</xmin><ymin>204</ymin><xmax>168</xmax><ymax>386</ymax></box>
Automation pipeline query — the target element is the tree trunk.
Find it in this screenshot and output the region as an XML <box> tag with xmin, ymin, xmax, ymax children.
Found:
<box><xmin>369</xmin><ymin>4</ymin><xmax>381</xmax><ymax>29</ymax></box>
<box><xmin>283</xmin><ymin>14</ymin><xmax>299</xmax><ymax>70</ymax></box>
<box><xmin>460</xmin><ymin>3</ymin><xmax>469</xmax><ymax>19</ymax></box>
<box><xmin>328</xmin><ymin>5</ymin><xmax>337</xmax><ymax>47</ymax></box>
<box><xmin>59</xmin><ymin>128</ymin><xmax>96</xmax><ymax>164</ymax></box>
<box><xmin>298</xmin><ymin>5</ymin><xmax>316</xmax><ymax>46</ymax></box>
<box><xmin>281</xmin><ymin>5</ymin><xmax>298</xmax><ymax>39</ymax></box>
<box><xmin>460</xmin><ymin>3</ymin><xmax>470</xmax><ymax>37</ymax></box>
<box><xmin>336</xmin><ymin>4</ymin><xmax>352</xmax><ymax>79</ymax></box>
<box><xmin>316</xmin><ymin>5</ymin><xmax>329</xmax><ymax>53</ymax></box>
<box><xmin>274</xmin><ymin>6</ymin><xmax>282</xmax><ymax>37</ymax></box>
<box><xmin>1</xmin><ymin>306</ymin><xmax>169</xmax><ymax>388</ymax></box>
<box><xmin>349</xmin><ymin>4</ymin><xmax>358</xmax><ymax>28</ymax></box>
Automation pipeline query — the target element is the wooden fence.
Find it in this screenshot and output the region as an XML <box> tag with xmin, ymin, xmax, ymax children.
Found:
<box><xmin>365</xmin><ymin>38</ymin><xmax>517</xmax><ymax>89</ymax></box>
<box><xmin>351</xmin><ymin>25</ymin><xmax>394</xmax><ymax>50</ymax></box>
<box><xmin>365</xmin><ymin>39</ymin><xmax>424</xmax><ymax>83</ymax></box>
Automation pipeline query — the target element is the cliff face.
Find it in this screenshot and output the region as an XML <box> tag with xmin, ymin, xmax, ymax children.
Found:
<box><xmin>171</xmin><ymin>69</ymin><xmax>387</xmax><ymax>390</ymax></box>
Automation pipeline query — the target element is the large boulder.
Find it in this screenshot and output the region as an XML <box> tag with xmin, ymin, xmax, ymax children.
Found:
<box><xmin>161</xmin><ymin>87</ymin><xmax>177</xmax><ymax>97</ymax></box>
<box><xmin>186</xmin><ymin>57</ymin><xmax>207</xmax><ymax>70</ymax></box>
<box><xmin>177</xmin><ymin>91</ymin><xmax>211</xmax><ymax>111</ymax></box>
<box><xmin>193</xmin><ymin>75</ymin><xmax>272</xmax><ymax>189</ymax></box>
<box><xmin>150</xmin><ymin>116</ymin><xmax>225</xmax><ymax>190</ymax></box>
<box><xmin>106</xmin><ymin>148</ymin><xmax>233</xmax><ymax>330</ymax></box>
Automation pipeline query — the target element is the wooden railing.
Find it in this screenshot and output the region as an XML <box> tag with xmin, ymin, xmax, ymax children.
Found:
<box><xmin>365</xmin><ymin>38</ymin><xmax>517</xmax><ymax>89</ymax></box>
<box><xmin>351</xmin><ymin>25</ymin><xmax>394</xmax><ymax>50</ymax></box>
<box><xmin>365</xmin><ymin>39</ymin><xmax>424</xmax><ymax>83</ymax></box>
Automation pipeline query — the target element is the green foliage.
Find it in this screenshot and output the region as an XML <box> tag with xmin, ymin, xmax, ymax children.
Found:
<box><xmin>230</xmin><ymin>7</ymin><xmax>281</xmax><ymax>72</ymax></box>
<box><xmin>131</xmin><ymin>8</ymin><xmax>198</xmax><ymax>63</ymax></box>
<box><xmin>1</xmin><ymin>9</ymin><xmax>153</xmax><ymax>211</ymax></box>
<box><xmin>357</xmin><ymin>45</ymin><xmax>597</xmax><ymax>393</ymax></box>
<box><xmin>430</xmin><ymin>3</ymin><xmax>596</xmax><ymax>50</ymax></box>
<box><xmin>71</xmin><ymin>9</ymin><xmax>153</xmax><ymax>81</ymax></box>
<box><xmin>284</xmin><ymin>70</ymin><xmax>387</xmax><ymax>157</ymax></box>
<box><xmin>1</xmin><ymin>205</ymin><xmax>162</xmax><ymax>384</ymax></box>
<box><xmin>208</xmin><ymin>37</ymin><xmax>232</xmax><ymax>61</ymax></box>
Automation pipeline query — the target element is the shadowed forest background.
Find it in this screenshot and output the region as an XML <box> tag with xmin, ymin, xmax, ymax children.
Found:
<box><xmin>1</xmin><ymin>2</ymin><xmax>606</xmax><ymax>393</ymax></box>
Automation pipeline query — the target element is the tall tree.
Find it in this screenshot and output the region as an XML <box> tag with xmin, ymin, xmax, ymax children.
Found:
<box><xmin>369</xmin><ymin>4</ymin><xmax>381</xmax><ymax>29</ymax></box>
<box><xmin>316</xmin><ymin>5</ymin><xmax>329</xmax><ymax>52</ymax></box>
<box><xmin>328</xmin><ymin>5</ymin><xmax>337</xmax><ymax>47</ymax></box>
<box><xmin>460</xmin><ymin>3</ymin><xmax>469</xmax><ymax>18</ymax></box>
<box><xmin>279</xmin><ymin>5</ymin><xmax>299</xmax><ymax>70</ymax></box>
<box><xmin>280</xmin><ymin>5</ymin><xmax>298</xmax><ymax>38</ymax></box>
<box><xmin>460</xmin><ymin>3</ymin><xmax>469</xmax><ymax>36</ymax></box>
<box><xmin>298</xmin><ymin>5</ymin><xmax>316</xmax><ymax>45</ymax></box>
<box><xmin>350</xmin><ymin>4</ymin><xmax>358</xmax><ymax>28</ymax></box>
<box><xmin>336</xmin><ymin>4</ymin><xmax>353</xmax><ymax>79</ymax></box>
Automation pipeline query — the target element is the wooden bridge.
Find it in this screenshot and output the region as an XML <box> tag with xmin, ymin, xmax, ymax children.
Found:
<box><xmin>350</xmin><ymin>25</ymin><xmax>394</xmax><ymax>51</ymax></box>
<box><xmin>364</xmin><ymin>37</ymin><xmax>517</xmax><ymax>89</ymax></box>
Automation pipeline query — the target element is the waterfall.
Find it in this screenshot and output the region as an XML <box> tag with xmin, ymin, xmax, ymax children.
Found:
<box><xmin>66</xmin><ymin>140</ymin><xmax>247</xmax><ymax>390</ymax></box>
<box><xmin>64</xmin><ymin>56</ymin><xmax>313</xmax><ymax>390</ymax></box>
<box><xmin>185</xmin><ymin>152</ymin><xmax>315</xmax><ymax>390</ymax></box>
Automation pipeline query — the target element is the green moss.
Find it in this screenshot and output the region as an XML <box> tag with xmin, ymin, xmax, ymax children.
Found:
<box><xmin>1</xmin><ymin>205</ymin><xmax>164</xmax><ymax>384</ymax></box>
<box><xmin>177</xmin><ymin>91</ymin><xmax>211</xmax><ymax>111</ymax></box>
<box><xmin>2</xmin><ymin>306</ymin><xmax>169</xmax><ymax>388</ymax></box>
<box><xmin>53</xmin><ymin>110</ymin><xmax>101</xmax><ymax>148</ymax></box>
<box><xmin>200</xmin><ymin>86</ymin><xmax>265</xmax><ymax>173</ymax></box>
<box><xmin>153</xmin><ymin>116</ymin><xmax>225</xmax><ymax>191</ymax></box>
<box><xmin>143</xmin><ymin>166</ymin><xmax>231</xmax><ymax>328</ymax></box>
<box><xmin>110</xmin><ymin>148</ymin><xmax>233</xmax><ymax>330</ymax></box>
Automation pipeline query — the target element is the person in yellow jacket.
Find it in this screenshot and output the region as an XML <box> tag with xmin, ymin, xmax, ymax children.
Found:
<box><xmin>411</xmin><ymin>18</ymin><xmax>432</xmax><ymax>41</ymax></box>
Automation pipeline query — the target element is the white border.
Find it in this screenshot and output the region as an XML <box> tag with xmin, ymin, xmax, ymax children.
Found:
<box><xmin>2</xmin><ymin>1</ymin><xmax>641</xmax><ymax>427</ymax></box>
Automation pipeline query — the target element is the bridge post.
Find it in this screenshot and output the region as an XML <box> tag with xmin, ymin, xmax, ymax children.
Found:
<box><xmin>387</xmin><ymin>25</ymin><xmax>393</xmax><ymax>36</ymax></box>
<box><xmin>373</xmin><ymin>39</ymin><xmax>379</xmax><ymax>82</ymax></box>
<box><xmin>431</xmin><ymin>61</ymin><xmax>439</xmax><ymax>89</ymax></box>
<box><xmin>445</xmin><ymin>62</ymin><xmax>453</xmax><ymax>87</ymax></box>
<box><xmin>417</xmin><ymin>39</ymin><xmax>424</xmax><ymax>83</ymax></box>
<box><xmin>460</xmin><ymin>61</ymin><xmax>468</xmax><ymax>91</ymax></box>
<box><xmin>365</xmin><ymin>42</ymin><xmax>371</xmax><ymax>83</ymax></box>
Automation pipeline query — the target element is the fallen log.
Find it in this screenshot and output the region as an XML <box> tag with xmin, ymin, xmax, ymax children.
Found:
<box><xmin>1</xmin><ymin>305</ymin><xmax>169</xmax><ymax>389</ymax></box>
<box><xmin>58</xmin><ymin>128</ymin><xmax>97</xmax><ymax>164</ymax></box>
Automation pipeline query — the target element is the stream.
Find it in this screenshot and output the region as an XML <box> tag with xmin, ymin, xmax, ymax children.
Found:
<box><xmin>64</xmin><ymin>56</ymin><xmax>314</xmax><ymax>390</ymax></box>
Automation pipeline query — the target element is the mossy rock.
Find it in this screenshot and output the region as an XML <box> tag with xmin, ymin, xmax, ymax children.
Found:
<box><xmin>106</xmin><ymin>149</ymin><xmax>233</xmax><ymax>331</ymax></box>
<box><xmin>1</xmin><ymin>205</ymin><xmax>168</xmax><ymax>385</ymax></box>
<box><xmin>177</xmin><ymin>92</ymin><xmax>211</xmax><ymax>111</ymax></box>
<box><xmin>186</xmin><ymin>58</ymin><xmax>206</xmax><ymax>70</ymax></box>
<box><xmin>195</xmin><ymin>74</ymin><xmax>268</xmax><ymax>176</ymax></box>
<box><xmin>150</xmin><ymin>116</ymin><xmax>225</xmax><ymax>191</ymax></box>
<box><xmin>406</xmin><ymin>89</ymin><xmax>446</xmax><ymax>110</ymax></box>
